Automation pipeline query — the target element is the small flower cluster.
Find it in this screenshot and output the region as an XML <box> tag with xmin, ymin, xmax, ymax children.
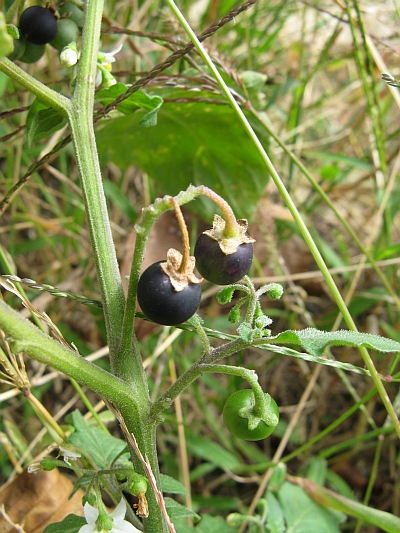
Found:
<box><xmin>79</xmin><ymin>499</ymin><xmax>141</xmax><ymax>533</ymax></box>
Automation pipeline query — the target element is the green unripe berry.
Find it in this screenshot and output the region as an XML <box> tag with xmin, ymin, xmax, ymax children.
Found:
<box><xmin>50</xmin><ymin>18</ymin><xmax>79</xmax><ymax>51</ymax></box>
<box><xmin>7</xmin><ymin>37</ymin><xmax>26</xmax><ymax>61</ymax></box>
<box><xmin>19</xmin><ymin>42</ymin><xmax>46</xmax><ymax>63</ymax></box>
<box><xmin>58</xmin><ymin>2</ymin><xmax>85</xmax><ymax>27</ymax></box>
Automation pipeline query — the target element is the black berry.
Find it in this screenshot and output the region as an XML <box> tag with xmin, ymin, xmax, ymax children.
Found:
<box><xmin>194</xmin><ymin>233</ymin><xmax>253</xmax><ymax>285</ymax></box>
<box><xmin>137</xmin><ymin>261</ymin><xmax>202</xmax><ymax>326</ymax></box>
<box><xmin>19</xmin><ymin>6</ymin><xmax>58</xmax><ymax>45</ymax></box>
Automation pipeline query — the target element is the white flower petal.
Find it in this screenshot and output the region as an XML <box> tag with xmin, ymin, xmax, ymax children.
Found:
<box><xmin>79</xmin><ymin>499</ymin><xmax>141</xmax><ymax>533</ymax></box>
<box><xmin>83</xmin><ymin>502</ymin><xmax>99</xmax><ymax>524</ymax></box>
<box><xmin>112</xmin><ymin>521</ymin><xmax>142</xmax><ymax>533</ymax></box>
<box><xmin>110</xmin><ymin>499</ymin><xmax>126</xmax><ymax>521</ymax></box>
<box><xmin>78</xmin><ymin>524</ymin><xmax>96</xmax><ymax>533</ymax></box>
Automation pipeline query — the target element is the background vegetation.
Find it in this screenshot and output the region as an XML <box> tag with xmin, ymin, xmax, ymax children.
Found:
<box><xmin>0</xmin><ymin>0</ymin><xmax>400</xmax><ymax>532</ymax></box>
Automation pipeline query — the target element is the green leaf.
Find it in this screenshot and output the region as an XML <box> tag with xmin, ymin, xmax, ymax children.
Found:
<box><xmin>255</xmin><ymin>343</ymin><xmax>373</xmax><ymax>376</ymax></box>
<box><xmin>164</xmin><ymin>497</ymin><xmax>200</xmax><ymax>522</ymax></box>
<box><xmin>216</xmin><ymin>286</ymin><xmax>237</xmax><ymax>304</ymax></box>
<box><xmin>160</xmin><ymin>473</ymin><xmax>189</xmax><ymax>495</ymax></box>
<box><xmin>266</xmin><ymin>328</ymin><xmax>400</xmax><ymax>357</ymax></box>
<box><xmin>96</xmin><ymin>100</ymin><xmax>269</xmax><ymax>220</ymax></box>
<box><xmin>186</xmin><ymin>433</ymin><xmax>239</xmax><ymax>471</ymax></box>
<box><xmin>278</xmin><ymin>482</ymin><xmax>345</xmax><ymax>533</ymax></box>
<box><xmin>68</xmin><ymin>410</ymin><xmax>127</xmax><ymax>469</ymax></box>
<box><xmin>240</xmin><ymin>70</ymin><xmax>268</xmax><ymax>89</ymax></box>
<box><xmin>195</xmin><ymin>515</ymin><xmax>238</xmax><ymax>532</ymax></box>
<box><xmin>42</xmin><ymin>514</ymin><xmax>86</xmax><ymax>533</ymax></box>
<box><xmin>175</xmin><ymin>515</ymin><xmax>238</xmax><ymax>533</ymax></box>
<box><xmin>266</xmin><ymin>492</ymin><xmax>285</xmax><ymax>533</ymax></box>
<box><xmin>303</xmin><ymin>150</ymin><xmax>373</xmax><ymax>170</ymax></box>
<box><xmin>7</xmin><ymin>24</ymin><xmax>19</xmax><ymax>40</ymax></box>
<box><xmin>26</xmin><ymin>101</ymin><xmax>66</xmax><ymax>145</ymax></box>
<box><xmin>306</xmin><ymin>457</ymin><xmax>328</xmax><ymax>486</ymax></box>
<box><xmin>69</xmin><ymin>473</ymin><xmax>94</xmax><ymax>499</ymax></box>
<box><xmin>103</xmin><ymin>180</ymin><xmax>137</xmax><ymax>222</ymax></box>
<box><xmin>139</xmin><ymin>100</ymin><xmax>163</xmax><ymax>127</ymax></box>
<box><xmin>96</xmin><ymin>83</ymin><xmax>163</xmax><ymax>124</ymax></box>
<box><xmin>237</xmin><ymin>322</ymin><xmax>253</xmax><ymax>342</ymax></box>
<box><xmin>228</xmin><ymin>303</ymin><xmax>242</xmax><ymax>324</ymax></box>
<box><xmin>299</xmin><ymin>479</ymin><xmax>400</xmax><ymax>533</ymax></box>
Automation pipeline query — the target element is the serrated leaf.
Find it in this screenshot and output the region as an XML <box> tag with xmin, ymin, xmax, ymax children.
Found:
<box><xmin>27</xmin><ymin>106</ymin><xmax>66</xmax><ymax>145</ymax></box>
<box><xmin>160</xmin><ymin>473</ymin><xmax>188</xmax><ymax>495</ymax></box>
<box><xmin>256</xmin><ymin>342</ymin><xmax>373</xmax><ymax>376</ymax></box>
<box><xmin>96</xmin><ymin>100</ymin><xmax>269</xmax><ymax>220</ymax></box>
<box><xmin>42</xmin><ymin>514</ymin><xmax>86</xmax><ymax>533</ymax></box>
<box><xmin>68</xmin><ymin>410</ymin><xmax>127</xmax><ymax>469</ymax></box>
<box><xmin>164</xmin><ymin>497</ymin><xmax>200</xmax><ymax>522</ymax></box>
<box><xmin>265</xmin><ymin>328</ymin><xmax>400</xmax><ymax>357</ymax></box>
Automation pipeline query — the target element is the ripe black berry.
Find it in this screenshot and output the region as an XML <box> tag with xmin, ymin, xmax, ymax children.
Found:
<box><xmin>19</xmin><ymin>6</ymin><xmax>58</xmax><ymax>45</ymax></box>
<box><xmin>137</xmin><ymin>261</ymin><xmax>202</xmax><ymax>326</ymax></box>
<box><xmin>194</xmin><ymin>233</ymin><xmax>253</xmax><ymax>285</ymax></box>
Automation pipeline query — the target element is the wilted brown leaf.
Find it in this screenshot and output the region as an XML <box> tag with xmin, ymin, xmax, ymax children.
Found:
<box><xmin>0</xmin><ymin>469</ymin><xmax>84</xmax><ymax>533</ymax></box>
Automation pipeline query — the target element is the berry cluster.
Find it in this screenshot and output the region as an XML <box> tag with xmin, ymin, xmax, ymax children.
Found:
<box><xmin>137</xmin><ymin>207</ymin><xmax>254</xmax><ymax>326</ymax></box>
<box><xmin>8</xmin><ymin>3</ymin><xmax>82</xmax><ymax>63</ymax></box>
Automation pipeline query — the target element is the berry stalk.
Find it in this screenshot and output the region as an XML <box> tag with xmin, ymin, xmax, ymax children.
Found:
<box><xmin>170</xmin><ymin>198</ymin><xmax>190</xmax><ymax>274</ymax></box>
<box><xmin>200</xmin><ymin>186</ymin><xmax>239</xmax><ymax>238</ymax></box>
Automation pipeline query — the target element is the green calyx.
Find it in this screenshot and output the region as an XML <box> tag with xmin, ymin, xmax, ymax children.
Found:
<box><xmin>242</xmin><ymin>392</ymin><xmax>278</xmax><ymax>428</ymax></box>
<box><xmin>96</xmin><ymin>512</ymin><xmax>114</xmax><ymax>531</ymax></box>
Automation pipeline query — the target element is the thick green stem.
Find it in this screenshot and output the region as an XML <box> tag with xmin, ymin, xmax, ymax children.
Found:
<box><xmin>0</xmin><ymin>300</ymin><xmax>133</xmax><ymax>404</ymax></box>
<box><xmin>67</xmin><ymin>0</ymin><xmax>126</xmax><ymax>363</ymax></box>
<box><xmin>0</xmin><ymin>2</ymin><xmax>169</xmax><ymax>530</ymax></box>
<box><xmin>117</xmin><ymin>406</ymin><xmax>167</xmax><ymax>533</ymax></box>
<box><xmin>0</xmin><ymin>57</ymin><xmax>71</xmax><ymax>114</ymax></box>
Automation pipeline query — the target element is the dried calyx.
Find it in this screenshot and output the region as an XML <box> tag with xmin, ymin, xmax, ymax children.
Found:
<box><xmin>203</xmin><ymin>215</ymin><xmax>255</xmax><ymax>255</ymax></box>
<box><xmin>161</xmin><ymin>248</ymin><xmax>201</xmax><ymax>292</ymax></box>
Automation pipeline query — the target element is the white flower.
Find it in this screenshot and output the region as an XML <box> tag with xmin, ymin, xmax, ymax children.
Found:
<box><xmin>96</xmin><ymin>44</ymin><xmax>122</xmax><ymax>87</ymax></box>
<box><xmin>27</xmin><ymin>462</ymin><xmax>41</xmax><ymax>474</ymax></box>
<box><xmin>78</xmin><ymin>499</ymin><xmax>141</xmax><ymax>533</ymax></box>
<box><xmin>98</xmin><ymin>44</ymin><xmax>123</xmax><ymax>68</ymax></box>
<box><xmin>58</xmin><ymin>445</ymin><xmax>81</xmax><ymax>466</ymax></box>
<box><xmin>46</xmin><ymin>444</ymin><xmax>81</xmax><ymax>466</ymax></box>
<box><xmin>60</xmin><ymin>46</ymin><xmax>79</xmax><ymax>67</ymax></box>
